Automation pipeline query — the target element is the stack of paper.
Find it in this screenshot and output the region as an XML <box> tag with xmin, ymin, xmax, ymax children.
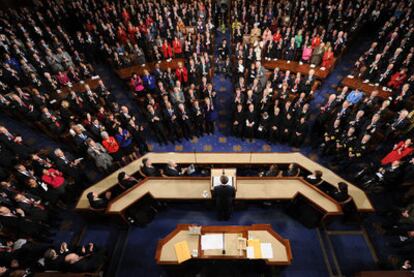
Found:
<box><xmin>174</xmin><ymin>241</ymin><xmax>191</xmax><ymax>264</ymax></box>
<box><xmin>201</xmin><ymin>233</ymin><xmax>224</xmax><ymax>250</ymax></box>
<box><xmin>247</xmin><ymin>239</ymin><xmax>262</xmax><ymax>259</ymax></box>
<box><xmin>246</xmin><ymin>240</ymin><xmax>274</xmax><ymax>259</ymax></box>
<box><xmin>260</xmin><ymin>243</ymin><xmax>274</xmax><ymax>259</ymax></box>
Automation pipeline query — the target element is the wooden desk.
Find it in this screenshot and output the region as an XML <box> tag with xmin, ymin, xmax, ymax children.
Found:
<box><xmin>115</xmin><ymin>58</ymin><xmax>186</xmax><ymax>80</ymax></box>
<box><xmin>341</xmin><ymin>76</ymin><xmax>390</xmax><ymax>99</ymax></box>
<box><xmin>76</xmin><ymin>152</ymin><xmax>373</xmax><ymax>212</ymax></box>
<box><xmin>56</xmin><ymin>78</ymin><xmax>101</xmax><ymax>99</ymax></box>
<box><xmin>262</xmin><ymin>60</ymin><xmax>335</xmax><ymax>79</ymax></box>
<box><xmin>155</xmin><ymin>224</ymin><xmax>292</xmax><ymax>265</ymax></box>
<box><xmin>6</xmin><ymin>77</ymin><xmax>101</xmax><ymax>102</ymax></box>
<box><xmin>106</xmin><ymin>177</ymin><xmax>341</xmax><ymax>216</ymax></box>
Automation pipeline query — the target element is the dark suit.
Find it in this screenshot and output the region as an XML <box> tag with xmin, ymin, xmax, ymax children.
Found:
<box><xmin>142</xmin><ymin>165</ymin><xmax>159</xmax><ymax>177</ymax></box>
<box><xmin>89</xmin><ymin>197</ymin><xmax>108</xmax><ymax>209</ymax></box>
<box><xmin>213</xmin><ymin>184</ymin><xmax>235</xmax><ymax>220</ymax></box>
<box><xmin>164</xmin><ymin>166</ymin><xmax>181</xmax><ymax>176</ymax></box>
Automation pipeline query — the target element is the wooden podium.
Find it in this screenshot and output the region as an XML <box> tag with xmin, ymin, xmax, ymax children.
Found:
<box><xmin>155</xmin><ymin>224</ymin><xmax>292</xmax><ymax>265</ymax></box>
<box><xmin>210</xmin><ymin>168</ymin><xmax>237</xmax><ymax>191</ymax></box>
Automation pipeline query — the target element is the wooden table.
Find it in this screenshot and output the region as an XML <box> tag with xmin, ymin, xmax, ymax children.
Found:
<box><xmin>76</xmin><ymin>152</ymin><xmax>374</xmax><ymax>212</ymax></box>
<box><xmin>155</xmin><ymin>224</ymin><xmax>292</xmax><ymax>265</ymax></box>
<box><xmin>341</xmin><ymin>76</ymin><xmax>390</xmax><ymax>99</ymax></box>
<box><xmin>106</xmin><ymin>177</ymin><xmax>341</xmax><ymax>217</ymax></box>
<box><xmin>56</xmin><ymin>77</ymin><xmax>101</xmax><ymax>99</ymax></box>
<box><xmin>262</xmin><ymin>60</ymin><xmax>335</xmax><ymax>79</ymax></box>
<box><xmin>115</xmin><ymin>58</ymin><xmax>186</xmax><ymax>80</ymax></box>
<box><xmin>5</xmin><ymin>77</ymin><xmax>101</xmax><ymax>102</ymax></box>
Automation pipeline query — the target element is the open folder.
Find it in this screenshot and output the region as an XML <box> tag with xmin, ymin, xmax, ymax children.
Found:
<box><xmin>174</xmin><ymin>241</ymin><xmax>191</xmax><ymax>264</ymax></box>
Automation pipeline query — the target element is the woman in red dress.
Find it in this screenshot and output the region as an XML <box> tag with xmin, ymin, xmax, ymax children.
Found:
<box><xmin>127</xmin><ymin>22</ymin><xmax>137</xmax><ymax>44</ymax></box>
<box><xmin>162</xmin><ymin>39</ymin><xmax>173</xmax><ymax>61</ymax></box>
<box><xmin>322</xmin><ymin>47</ymin><xmax>334</xmax><ymax>69</ymax></box>
<box><xmin>117</xmin><ymin>26</ymin><xmax>128</xmax><ymax>45</ymax></box>
<box><xmin>122</xmin><ymin>8</ymin><xmax>130</xmax><ymax>23</ymax></box>
<box><xmin>381</xmin><ymin>138</ymin><xmax>413</xmax><ymax>165</ymax></box>
<box><xmin>172</xmin><ymin>37</ymin><xmax>182</xmax><ymax>58</ymax></box>
<box><xmin>387</xmin><ymin>68</ymin><xmax>407</xmax><ymax>90</ymax></box>
<box><xmin>311</xmin><ymin>35</ymin><xmax>321</xmax><ymax>48</ymax></box>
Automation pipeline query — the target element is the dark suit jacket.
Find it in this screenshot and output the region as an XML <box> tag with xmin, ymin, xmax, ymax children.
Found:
<box><xmin>89</xmin><ymin>197</ymin><xmax>108</xmax><ymax>209</ymax></box>
<box><xmin>142</xmin><ymin>165</ymin><xmax>159</xmax><ymax>177</ymax></box>
<box><xmin>213</xmin><ymin>185</ymin><xmax>235</xmax><ymax>211</ymax></box>
<box><xmin>164</xmin><ymin>166</ymin><xmax>180</xmax><ymax>176</ymax></box>
<box><xmin>53</xmin><ymin>153</ymin><xmax>78</xmax><ymax>177</ymax></box>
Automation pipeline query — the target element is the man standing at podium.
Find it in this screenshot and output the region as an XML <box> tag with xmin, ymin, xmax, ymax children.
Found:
<box><xmin>213</xmin><ymin>175</ymin><xmax>235</xmax><ymax>220</ymax></box>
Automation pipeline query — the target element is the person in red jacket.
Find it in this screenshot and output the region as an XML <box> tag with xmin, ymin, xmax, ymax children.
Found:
<box><xmin>381</xmin><ymin>138</ymin><xmax>413</xmax><ymax>165</ymax></box>
<box><xmin>101</xmin><ymin>131</ymin><xmax>122</xmax><ymax>162</ymax></box>
<box><xmin>117</xmin><ymin>26</ymin><xmax>128</xmax><ymax>44</ymax></box>
<box><xmin>162</xmin><ymin>39</ymin><xmax>173</xmax><ymax>61</ymax></box>
<box><xmin>127</xmin><ymin>22</ymin><xmax>137</xmax><ymax>44</ymax></box>
<box><xmin>272</xmin><ymin>29</ymin><xmax>282</xmax><ymax>43</ymax></box>
<box><xmin>175</xmin><ymin>62</ymin><xmax>188</xmax><ymax>84</ymax></box>
<box><xmin>322</xmin><ymin>47</ymin><xmax>334</xmax><ymax>69</ymax></box>
<box><xmin>122</xmin><ymin>8</ymin><xmax>130</xmax><ymax>23</ymax></box>
<box><xmin>41</xmin><ymin>168</ymin><xmax>66</xmax><ymax>190</ymax></box>
<box><xmin>311</xmin><ymin>35</ymin><xmax>321</xmax><ymax>48</ymax></box>
<box><xmin>388</xmin><ymin>68</ymin><xmax>407</xmax><ymax>90</ymax></box>
<box><xmin>172</xmin><ymin>37</ymin><xmax>183</xmax><ymax>58</ymax></box>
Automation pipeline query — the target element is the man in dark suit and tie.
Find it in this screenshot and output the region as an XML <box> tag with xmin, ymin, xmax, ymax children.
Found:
<box><xmin>213</xmin><ymin>175</ymin><xmax>235</xmax><ymax>220</ymax></box>
<box><xmin>52</xmin><ymin>148</ymin><xmax>84</xmax><ymax>183</ymax></box>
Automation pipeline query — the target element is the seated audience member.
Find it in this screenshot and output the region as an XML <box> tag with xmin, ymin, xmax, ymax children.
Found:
<box><xmin>141</xmin><ymin>158</ymin><xmax>159</xmax><ymax>177</ymax></box>
<box><xmin>259</xmin><ymin>164</ymin><xmax>281</xmax><ymax>177</ymax></box>
<box><xmin>87</xmin><ymin>191</ymin><xmax>112</xmax><ymax>210</ymax></box>
<box><xmin>305</xmin><ymin>170</ymin><xmax>324</xmax><ymax>186</ymax></box>
<box><xmin>163</xmin><ymin>161</ymin><xmax>190</xmax><ymax>176</ymax></box>
<box><xmin>331</xmin><ymin>182</ymin><xmax>356</xmax><ymax>217</ymax></box>
<box><xmin>117</xmin><ymin>171</ymin><xmax>139</xmax><ymax>190</ymax></box>
<box><xmin>283</xmin><ymin>163</ymin><xmax>301</xmax><ymax>177</ymax></box>
<box><xmin>305</xmin><ymin>170</ymin><xmax>333</xmax><ymax>194</ymax></box>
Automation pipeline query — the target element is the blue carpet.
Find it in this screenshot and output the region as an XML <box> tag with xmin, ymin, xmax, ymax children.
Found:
<box><xmin>330</xmin><ymin>234</ymin><xmax>376</xmax><ymax>276</ymax></box>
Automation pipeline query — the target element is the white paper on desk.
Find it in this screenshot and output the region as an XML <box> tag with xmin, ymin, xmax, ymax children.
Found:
<box><xmin>260</xmin><ymin>243</ymin><xmax>273</xmax><ymax>259</ymax></box>
<box><xmin>201</xmin><ymin>234</ymin><xmax>223</xmax><ymax>250</ymax></box>
<box><xmin>246</xmin><ymin>246</ymin><xmax>255</xmax><ymax>259</ymax></box>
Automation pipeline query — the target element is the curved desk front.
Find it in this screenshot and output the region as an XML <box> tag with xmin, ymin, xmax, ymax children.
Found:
<box><xmin>106</xmin><ymin>177</ymin><xmax>342</xmax><ymax>220</ymax></box>
<box><xmin>76</xmin><ymin>152</ymin><xmax>374</xmax><ymax>213</ymax></box>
